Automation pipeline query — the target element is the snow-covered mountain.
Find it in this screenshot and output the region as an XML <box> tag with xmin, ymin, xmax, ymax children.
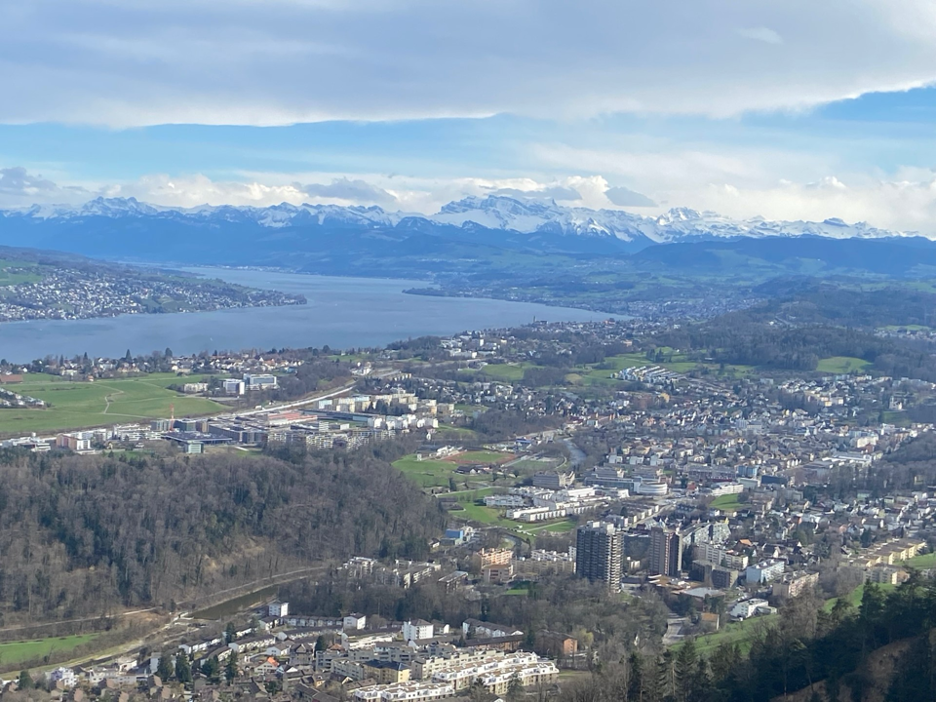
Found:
<box><xmin>0</xmin><ymin>193</ymin><xmax>908</xmax><ymax>246</ymax></box>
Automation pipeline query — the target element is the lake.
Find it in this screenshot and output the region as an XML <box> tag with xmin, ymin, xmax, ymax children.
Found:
<box><xmin>0</xmin><ymin>268</ymin><xmax>611</xmax><ymax>363</ymax></box>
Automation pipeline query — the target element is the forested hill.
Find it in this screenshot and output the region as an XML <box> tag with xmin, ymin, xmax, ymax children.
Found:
<box><xmin>560</xmin><ymin>575</ymin><xmax>936</xmax><ymax>702</ymax></box>
<box><xmin>0</xmin><ymin>442</ymin><xmax>443</xmax><ymax>623</ymax></box>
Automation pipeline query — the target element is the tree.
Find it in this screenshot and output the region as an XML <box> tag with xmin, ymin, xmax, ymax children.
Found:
<box><xmin>224</xmin><ymin>621</ymin><xmax>237</xmax><ymax>643</ymax></box>
<box><xmin>203</xmin><ymin>656</ymin><xmax>221</xmax><ymax>683</ymax></box>
<box><xmin>157</xmin><ymin>654</ymin><xmax>174</xmax><ymax>682</ymax></box>
<box><xmin>507</xmin><ymin>673</ymin><xmax>523</xmax><ymax>702</ymax></box>
<box><xmin>225</xmin><ymin>651</ymin><xmax>238</xmax><ymax>682</ymax></box>
<box><xmin>175</xmin><ymin>653</ymin><xmax>192</xmax><ymax>684</ymax></box>
<box><xmin>17</xmin><ymin>670</ymin><xmax>33</xmax><ymax>690</ymax></box>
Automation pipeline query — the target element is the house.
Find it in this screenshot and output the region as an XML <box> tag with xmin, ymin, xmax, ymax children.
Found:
<box><xmin>268</xmin><ymin>601</ymin><xmax>289</xmax><ymax>618</ymax></box>
<box><xmin>730</xmin><ymin>598</ymin><xmax>771</xmax><ymax>620</ymax></box>
<box><xmin>344</xmin><ymin>613</ymin><xmax>367</xmax><ymax>630</ymax></box>
<box><xmin>534</xmin><ymin>631</ymin><xmax>578</xmax><ymax>657</ymax></box>
<box><xmin>462</xmin><ymin>619</ymin><xmax>524</xmax><ymax>639</ymax></box>
<box><xmin>49</xmin><ymin>668</ymin><xmax>78</xmax><ymax>689</ymax></box>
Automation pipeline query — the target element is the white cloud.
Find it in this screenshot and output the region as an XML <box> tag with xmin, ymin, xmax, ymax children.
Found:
<box><xmin>737</xmin><ymin>27</ymin><xmax>783</xmax><ymax>45</ymax></box>
<box><xmin>3</xmin><ymin>0</ymin><xmax>936</xmax><ymax>126</ymax></box>
<box><xmin>8</xmin><ymin>164</ymin><xmax>936</xmax><ymax>237</ymax></box>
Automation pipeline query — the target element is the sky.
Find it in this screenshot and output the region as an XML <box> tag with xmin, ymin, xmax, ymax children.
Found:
<box><xmin>4</xmin><ymin>0</ymin><xmax>936</xmax><ymax>231</ymax></box>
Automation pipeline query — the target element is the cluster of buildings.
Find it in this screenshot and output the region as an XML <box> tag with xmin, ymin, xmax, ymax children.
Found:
<box><xmin>0</xmin><ymin>266</ymin><xmax>302</xmax><ymax>323</ymax></box>
<box><xmin>24</xmin><ymin>601</ymin><xmax>558</xmax><ymax>702</ymax></box>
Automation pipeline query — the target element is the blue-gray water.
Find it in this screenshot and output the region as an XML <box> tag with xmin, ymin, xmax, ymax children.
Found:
<box><xmin>0</xmin><ymin>269</ymin><xmax>610</xmax><ymax>363</ymax></box>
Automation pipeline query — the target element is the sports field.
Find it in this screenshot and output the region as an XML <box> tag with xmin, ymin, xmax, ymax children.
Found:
<box><xmin>816</xmin><ymin>356</ymin><xmax>872</xmax><ymax>374</ymax></box>
<box><xmin>0</xmin><ymin>373</ymin><xmax>224</xmax><ymax>434</ymax></box>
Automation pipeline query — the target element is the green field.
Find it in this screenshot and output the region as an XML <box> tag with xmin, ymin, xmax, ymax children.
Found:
<box><xmin>823</xmin><ymin>582</ymin><xmax>896</xmax><ymax>613</ymax></box>
<box><xmin>477</xmin><ymin>363</ymin><xmax>533</xmax><ymax>381</ymax></box>
<box><xmin>681</xmin><ymin>614</ymin><xmax>778</xmax><ymax>655</ymax></box>
<box><xmin>903</xmin><ymin>551</ymin><xmax>936</xmax><ymax>569</ymax></box>
<box><xmin>0</xmin><ymin>373</ymin><xmax>224</xmax><ymax>434</ymax></box>
<box><xmin>709</xmin><ymin>493</ymin><xmax>743</xmax><ymax>512</ymax></box>
<box><xmin>392</xmin><ymin>454</ymin><xmax>461</xmax><ymax>488</ymax></box>
<box><xmin>0</xmin><ymin>634</ymin><xmax>99</xmax><ymax>670</ymax></box>
<box><xmin>0</xmin><ymin>259</ymin><xmax>44</xmax><ymax>287</ymax></box>
<box><xmin>816</xmin><ymin>356</ymin><xmax>872</xmax><ymax>374</ymax></box>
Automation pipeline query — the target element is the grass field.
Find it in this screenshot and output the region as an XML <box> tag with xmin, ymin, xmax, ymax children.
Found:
<box><xmin>709</xmin><ymin>494</ymin><xmax>743</xmax><ymax>512</ymax></box>
<box><xmin>0</xmin><ymin>259</ymin><xmax>44</xmax><ymax>287</ymax></box>
<box><xmin>0</xmin><ymin>373</ymin><xmax>224</xmax><ymax>434</ymax></box>
<box><xmin>903</xmin><ymin>551</ymin><xmax>936</xmax><ymax>569</ymax></box>
<box><xmin>823</xmin><ymin>582</ymin><xmax>896</xmax><ymax>612</ymax></box>
<box><xmin>681</xmin><ymin>614</ymin><xmax>778</xmax><ymax>655</ymax></box>
<box><xmin>392</xmin><ymin>455</ymin><xmax>460</xmax><ymax>488</ymax></box>
<box><xmin>816</xmin><ymin>356</ymin><xmax>872</xmax><ymax>374</ymax></box>
<box><xmin>0</xmin><ymin>634</ymin><xmax>99</xmax><ymax>670</ymax></box>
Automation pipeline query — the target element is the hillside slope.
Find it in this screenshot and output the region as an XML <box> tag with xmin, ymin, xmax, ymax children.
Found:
<box><xmin>0</xmin><ymin>443</ymin><xmax>443</xmax><ymax>623</ymax></box>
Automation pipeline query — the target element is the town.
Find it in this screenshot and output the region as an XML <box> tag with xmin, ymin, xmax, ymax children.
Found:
<box><xmin>0</xmin><ymin>260</ymin><xmax>305</xmax><ymax>322</ymax></box>
<box><xmin>1</xmin><ymin>317</ymin><xmax>936</xmax><ymax>702</ymax></box>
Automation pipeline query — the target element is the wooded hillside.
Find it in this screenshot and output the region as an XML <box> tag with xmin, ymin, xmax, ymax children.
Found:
<box><xmin>0</xmin><ymin>443</ymin><xmax>443</xmax><ymax>625</ymax></box>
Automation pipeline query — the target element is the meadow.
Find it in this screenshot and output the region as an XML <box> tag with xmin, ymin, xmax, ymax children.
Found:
<box><xmin>0</xmin><ymin>634</ymin><xmax>99</xmax><ymax>671</ymax></box>
<box><xmin>0</xmin><ymin>373</ymin><xmax>224</xmax><ymax>434</ymax></box>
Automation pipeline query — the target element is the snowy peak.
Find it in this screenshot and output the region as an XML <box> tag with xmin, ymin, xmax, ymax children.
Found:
<box><xmin>0</xmin><ymin>194</ymin><xmax>913</xmax><ymax>245</ymax></box>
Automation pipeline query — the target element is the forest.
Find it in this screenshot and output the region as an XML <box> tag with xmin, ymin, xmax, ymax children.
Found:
<box><xmin>0</xmin><ymin>439</ymin><xmax>443</xmax><ymax>627</ymax></box>
<box><xmin>560</xmin><ymin>575</ymin><xmax>936</xmax><ymax>702</ymax></box>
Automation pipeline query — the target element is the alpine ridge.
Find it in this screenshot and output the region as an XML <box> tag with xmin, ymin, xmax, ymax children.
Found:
<box><xmin>0</xmin><ymin>194</ymin><xmax>909</xmax><ymax>246</ymax></box>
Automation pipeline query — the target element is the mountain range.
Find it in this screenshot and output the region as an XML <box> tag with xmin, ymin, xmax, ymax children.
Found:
<box><xmin>0</xmin><ymin>194</ymin><xmax>929</xmax><ymax>279</ymax></box>
<box><xmin>4</xmin><ymin>193</ymin><xmax>909</xmax><ymax>244</ymax></box>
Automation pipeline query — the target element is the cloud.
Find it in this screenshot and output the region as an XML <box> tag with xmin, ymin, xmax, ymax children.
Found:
<box><xmin>737</xmin><ymin>27</ymin><xmax>783</xmax><ymax>45</ymax></box>
<box><xmin>0</xmin><ymin>166</ymin><xmax>90</xmax><ymax>205</ymax></box>
<box><xmin>298</xmin><ymin>178</ymin><xmax>397</xmax><ymax>205</ymax></box>
<box><xmin>9</xmin><ymin>164</ymin><xmax>936</xmax><ymax>237</ymax></box>
<box><xmin>484</xmin><ymin>185</ymin><xmax>582</xmax><ymax>201</ymax></box>
<box><xmin>604</xmin><ymin>186</ymin><xmax>657</xmax><ymax>207</ymax></box>
<box><xmin>3</xmin><ymin>0</ymin><xmax>936</xmax><ymax>126</ymax></box>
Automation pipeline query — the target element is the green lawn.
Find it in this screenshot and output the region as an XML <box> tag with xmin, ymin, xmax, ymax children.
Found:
<box><xmin>816</xmin><ymin>356</ymin><xmax>872</xmax><ymax>374</ymax></box>
<box><xmin>823</xmin><ymin>582</ymin><xmax>896</xmax><ymax>612</ymax></box>
<box><xmin>392</xmin><ymin>454</ymin><xmax>460</xmax><ymax>488</ymax></box>
<box><xmin>903</xmin><ymin>552</ymin><xmax>936</xmax><ymax>569</ymax></box>
<box><xmin>456</xmin><ymin>502</ymin><xmax>514</xmax><ymax>525</ymax></box>
<box><xmin>477</xmin><ymin>363</ymin><xmax>533</xmax><ymax>381</ymax></box>
<box><xmin>709</xmin><ymin>494</ymin><xmax>743</xmax><ymax>512</ymax></box>
<box><xmin>523</xmin><ymin>519</ymin><xmax>576</xmax><ymax>533</ymax></box>
<box><xmin>0</xmin><ymin>634</ymin><xmax>99</xmax><ymax>670</ymax></box>
<box><xmin>680</xmin><ymin>614</ymin><xmax>778</xmax><ymax>655</ymax></box>
<box><xmin>0</xmin><ymin>373</ymin><xmax>225</xmax><ymax>434</ymax></box>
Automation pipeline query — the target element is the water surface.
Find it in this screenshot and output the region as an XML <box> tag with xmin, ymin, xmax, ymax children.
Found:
<box><xmin>0</xmin><ymin>269</ymin><xmax>610</xmax><ymax>363</ymax></box>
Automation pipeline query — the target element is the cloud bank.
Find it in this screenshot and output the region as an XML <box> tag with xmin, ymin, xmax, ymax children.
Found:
<box><xmin>3</xmin><ymin>0</ymin><xmax>936</xmax><ymax>126</ymax></box>
<box><xmin>7</xmin><ymin>166</ymin><xmax>936</xmax><ymax>236</ymax></box>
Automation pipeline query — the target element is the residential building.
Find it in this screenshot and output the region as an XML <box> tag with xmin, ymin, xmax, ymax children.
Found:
<box><xmin>402</xmin><ymin>620</ymin><xmax>434</xmax><ymax>642</ymax></box>
<box><xmin>745</xmin><ymin>559</ymin><xmax>785</xmax><ymax>584</ymax></box>
<box><xmin>575</xmin><ymin>521</ymin><xmax>623</xmax><ymax>587</ymax></box>
<box><xmin>650</xmin><ymin>527</ymin><xmax>682</xmax><ymax>577</ymax></box>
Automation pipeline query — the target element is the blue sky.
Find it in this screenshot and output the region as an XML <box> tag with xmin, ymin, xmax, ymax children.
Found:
<box><xmin>3</xmin><ymin>0</ymin><xmax>936</xmax><ymax>232</ymax></box>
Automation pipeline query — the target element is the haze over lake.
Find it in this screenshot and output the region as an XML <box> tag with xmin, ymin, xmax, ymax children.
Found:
<box><xmin>0</xmin><ymin>268</ymin><xmax>610</xmax><ymax>363</ymax></box>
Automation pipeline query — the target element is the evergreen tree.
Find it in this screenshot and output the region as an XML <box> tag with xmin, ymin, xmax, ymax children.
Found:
<box><xmin>175</xmin><ymin>653</ymin><xmax>192</xmax><ymax>684</ymax></box>
<box><xmin>17</xmin><ymin>670</ymin><xmax>33</xmax><ymax>690</ymax></box>
<box><xmin>203</xmin><ymin>656</ymin><xmax>221</xmax><ymax>683</ymax></box>
<box><xmin>157</xmin><ymin>653</ymin><xmax>174</xmax><ymax>682</ymax></box>
<box><xmin>225</xmin><ymin>651</ymin><xmax>238</xmax><ymax>682</ymax></box>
